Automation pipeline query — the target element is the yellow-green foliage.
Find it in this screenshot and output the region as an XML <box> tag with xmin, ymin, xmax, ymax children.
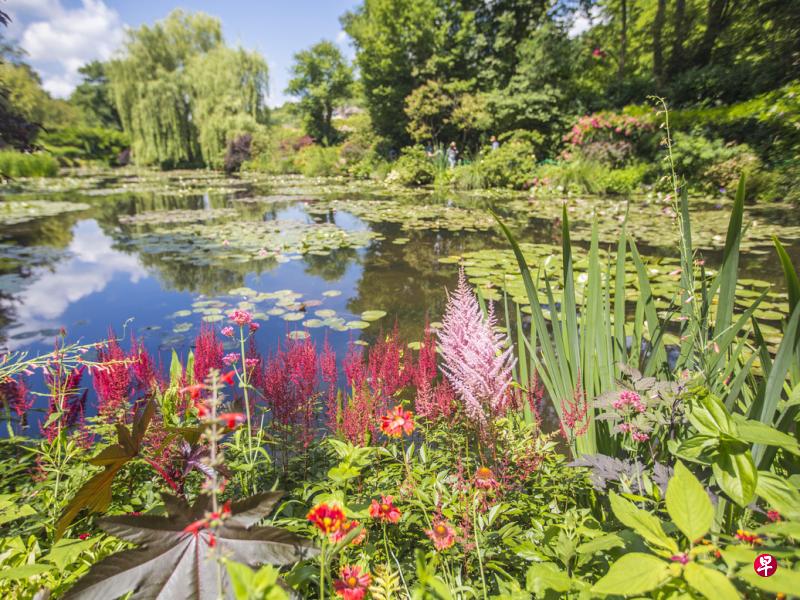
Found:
<box><xmin>0</xmin><ymin>151</ymin><xmax>59</xmax><ymax>177</ymax></box>
<box><xmin>107</xmin><ymin>10</ymin><xmax>268</xmax><ymax>169</ymax></box>
<box><xmin>293</xmin><ymin>145</ymin><xmax>343</xmax><ymax>177</ymax></box>
<box><xmin>0</xmin><ymin>63</ymin><xmax>82</xmax><ymax>129</ymax></box>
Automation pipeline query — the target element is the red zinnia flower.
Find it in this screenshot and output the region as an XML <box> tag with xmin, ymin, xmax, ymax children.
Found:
<box><xmin>369</xmin><ymin>495</ymin><xmax>401</xmax><ymax>523</ymax></box>
<box><xmin>425</xmin><ymin>520</ymin><xmax>456</xmax><ymax>551</ymax></box>
<box><xmin>380</xmin><ymin>405</ymin><xmax>414</xmax><ymax>438</ymax></box>
<box><xmin>307</xmin><ymin>502</ymin><xmax>345</xmax><ymax>535</ymax></box>
<box><xmin>329</xmin><ymin>519</ymin><xmax>366</xmax><ymax>545</ymax></box>
<box><xmin>333</xmin><ymin>565</ymin><xmax>371</xmax><ymax>600</ymax></box>
<box><xmin>474</xmin><ymin>466</ymin><xmax>499</xmax><ymax>490</ymax></box>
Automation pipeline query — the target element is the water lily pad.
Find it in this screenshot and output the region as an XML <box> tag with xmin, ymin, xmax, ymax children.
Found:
<box><xmin>361</xmin><ymin>310</ymin><xmax>387</xmax><ymax>321</ymax></box>
<box><xmin>169</xmin><ymin>310</ymin><xmax>192</xmax><ymax>318</ymax></box>
<box><xmin>267</xmin><ymin>308</ymin><xmax>286</xmax><ymax>316</ymax></box>
<box><xmin>346</xmin><ymin>320</ymin><xmax>370</xmax><ymax>330</ymax></box>
<box><xmin>302</xmin><ymin>319</ymin><xmax>324</xmax><ymax>328</ymax></box>
<box><xmin>315</xmin><ymin>309</ymin><xmax>337</xmax><ymax>318</ymax></box>
<box><xmin>202</xmin><ymin>314</ymin><xmax>224</xmax><ymax>323</ymax></box>
<box><xmin>228</xmin><ymin>287</ymin><xmax>257</xmax><ymax>297</ymax></box>
<box><xmin>322</xmin><ymin>290</ymin><xmax>342</xmax><ymax>297</ymax></box>
<box><xmin>282</xmin><ymin>312</ymin><xmax>305</xmax><ymax>321</ymax></box>
<box><xmin>173</xmin><ymin>322</ymin><xmax>193</xmax><ymax>333</ymax></box>
<box><xmin>288</xmin><ymin>331</ymin><xmax>310</xmax><ymax>340</ymax></box>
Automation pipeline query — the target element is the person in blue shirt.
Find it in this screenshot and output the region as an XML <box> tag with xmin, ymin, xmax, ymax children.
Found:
<box><xmin>490</xmin><ymin>135</ymin><xmax>500</xmax><ymax>151</ymax></box>
<box><xmin>447</xmin><ymin>142</ymin><xmax>458</xmax><ymax>168</ymax></box>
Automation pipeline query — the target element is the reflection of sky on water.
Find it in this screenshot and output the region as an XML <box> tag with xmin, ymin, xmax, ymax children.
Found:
<box><xmin>3</xmin><ymin>220</ymin><xmax>148</xmax><ymax>349</ymax></box>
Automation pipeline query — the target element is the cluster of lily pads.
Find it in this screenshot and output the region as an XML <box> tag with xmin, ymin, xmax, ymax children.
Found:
<box><xmin>161</xmin><ymin>286</ymin><xmax>388</xmax><ymax>346</ymax></box>
<box><xmin>441</xmin><ymin>243</ymin><xmax>789</xmax><ymax>349</ymax></box>
<box><xmin>0</xmin><ymin>200</ymin><xmax>90</xmax><ymax>225</ymax></box>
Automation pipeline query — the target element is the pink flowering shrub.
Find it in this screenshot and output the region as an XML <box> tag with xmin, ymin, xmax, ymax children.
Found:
<box><xmin>563</xmin><ymin>112</ymin><xmax>656</xmax><ymax>165</ymax></box>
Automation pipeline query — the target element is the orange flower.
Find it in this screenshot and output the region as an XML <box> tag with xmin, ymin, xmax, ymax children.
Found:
<box><xmin>329</xmin><ymin>519</ymin><xmax>366</xmax><ymax>545</ymax></box>
<box><xmin>369</xmin><ymin>495</ymin><xmax>401</xmax><ymax>523</ymax></box>
<box><xmin>220</xmin><ymin>370</ymin><xmax>237</xmax><ymax>386</ymax></box>
<box><xmin>735</xmin><ymin>529</ymin><xmax>762</xmax><ymax>546</ymax></box>
<box><xmin>333</xmin><ymin>565</ymin><xmax>371</xmax><ymax>600</ymax></box>
<box><xmin>474</xmin><ymin>466</ymin><xmax>499</xmax><ymax>490</ymax></box>
<box><xmin>425</xmin><ymin>519</ymin><xmax>456</xmax><ymax>550</ymax></box>
<box><xmin>380</xmin><ymin>405</ymin><xmax>415</xmax><ymax>437</ymax></box>
<box><xmin>307</xmin><ymin>502</ymin><xmax>345</xmax><ymax>535</ymax></box>
<box><xmin>218</xmin><ymin>412</ymin><xmax>246</xmax><ymax>429</ymax></box>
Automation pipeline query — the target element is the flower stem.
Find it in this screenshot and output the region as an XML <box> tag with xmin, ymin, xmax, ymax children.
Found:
<box><xmin>319</xmin><ymin>542</ymin><xmax>326</xmax><ymax>600</ymax></box>
<box><xmin>238</xmin><ymin>327</ymin><xmax>254</xmax><ymax>493</ymax></box>
<box><xmin>473</xmin><ymin>501</ymin><xmax>488</xmax><ymax>600</ymax></box>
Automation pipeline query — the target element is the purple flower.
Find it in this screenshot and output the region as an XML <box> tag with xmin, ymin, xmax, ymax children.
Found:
<box><xmin>437</xmin><ymin>268</ymin><xmax>515</xmax><ymax>426</ymax></box>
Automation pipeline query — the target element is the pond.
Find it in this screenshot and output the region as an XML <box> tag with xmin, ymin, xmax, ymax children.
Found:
<box><xmin>1</xmin><ymin>169</ymin><xmax>799</xmax><ymax>422</ymax></box>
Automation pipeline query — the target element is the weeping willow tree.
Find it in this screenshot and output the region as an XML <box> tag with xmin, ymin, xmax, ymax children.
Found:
<box><xmin>107</xmin><ymin>10</ymin><xmax>268</xmax><ymax>168</ymax></box>
<box><xmin>188</xmin><ymin>46</ymin><xmax>269</xmax><ymax>169</ymax></box>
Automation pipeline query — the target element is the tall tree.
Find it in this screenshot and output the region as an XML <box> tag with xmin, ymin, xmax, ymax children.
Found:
<box><xmin>70</xmin><ymin>61</ymin><xmax>121</xmax><ymax>129</ymax></box>
<box><xmin>286</xmin><ymin>41</ymin><xmax>353</xmax><ymax>145</ymax></box>
<box><xmin>107</xmin><ymin>10</ymin><xmax>268</xmax><ymax>168</ymax></box>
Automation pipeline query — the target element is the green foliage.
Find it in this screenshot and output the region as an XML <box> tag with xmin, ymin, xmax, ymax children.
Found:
<box><xmin>536</xmin><ymin>156</ymin><xmax>606</xmax><ymax>194</ymax></box>
<box><xmin>39</xmin><ymin>126</ymin><xmax>129</xmax><ymax>166</ymax></box>
<box><xmin>286</xmin><ymin>41</ymin><xmax>353</xmax><ymax>145</ymax></box>
<box><xmin>293</xmin><ymin>144</ymin><xmax>343</xmax><ymax>177</ymax></box>
<box><xmin>385</xmin><ymin>146</ymin><xmax>436</xmax><ymax>186</ymax></box>
<box><xmin>68</xmin><ymin>61</ymin><xmax>121</xmax><ymax>129</ymax></box>
<box><xmin>0</xmin><ymin>151</ymin><xmax>58</xmax><ymax>177</ymax></box>
<box><xmin>107</xmin><ymin>10</ymin><xmax>267</xmax><ymax>169</ymax></box>
<box><xmin>597</xmin><ymin>163</ymin><xmax>652</xmax><ymax>195</ymax></box>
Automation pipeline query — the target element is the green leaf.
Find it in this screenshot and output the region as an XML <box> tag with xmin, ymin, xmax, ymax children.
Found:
<box><xmin>525</xmin><ymin>563</ymin><xmax>571</xmax><ymax>594</ymax></box>
<box><xmin>684</xmin><ymin>562</ymin><xmax>739</xmax><ymax>600</ymax></box>
<box><xmin>755</xmin><ymin>471</ymin><xmax>800</xmax><ymax>520</ymax></box>
<box><xmin>591</xmin><ymin>553</ymin><xmax>671</xmax><ymax>596</ymax></box>
<box><xmin>773</xmin><ymin>236</ymin><xmax>800</xmax><ymax>319</ymax></box>
<box><xmin>576</xmin><ymin>533</ymin><xmax>625</xmax><ymax>555</ymax></box>
<box><xmin>45</xmin><ymin>538</ymin><xmax>97</xmax><ymax>571</ymax></box>
<box><xmin>609</xmin><ymin>492</ymin><xmax>678</xmax><ymax>553</ymax></box>
<box><xmin>733</xmin><ymin>416</ymin><xmax>800</xmax><ymax>455</ymax></box>
<box><xmin>670</xmin><ymin>435</ymin><xmax>717</xmax><ymax>464</ymax></box>
<box><xmin>712</xmin><ymin>449</ymin><xmax>757</xmax><ymax>507</ymax></box>
<box><xmin>713</xmin><ymin>174</ymin><xmax>745</xmax><ymax>340</ymax></box>
<box><xmin>689</xmin><ymin>390</ymin><xmax>735</xmax><ymax>437</ymax></box>
<box><xmin>666</xmin><ymin>462</ymin><xmax>713</xmax><ymax>542</ymax></box>
<box><xmin>737</xmin><ymin>565</ymin><xmax>800</xmax><ymax>595</ymax></box>
<box><xmin>327</xmin><ymin>465</ymin><xmax>360</xmax><ymax>483</ymax></box>
<box><xmin>0</xmin><ymin>564</ymin><xmax>55</xmax><ymax>580</ymax></box>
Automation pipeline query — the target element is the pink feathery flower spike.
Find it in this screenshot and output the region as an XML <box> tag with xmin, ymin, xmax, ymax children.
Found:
<box><xmin>438</xmin><ymin>267</ymin><xmax>515</xmax><ymax>426</ymax></box>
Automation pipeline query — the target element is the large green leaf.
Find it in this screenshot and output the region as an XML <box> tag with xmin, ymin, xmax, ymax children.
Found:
<box><xmin>525</xmin><ymin>563</ymin><xmax>572</xmax><ymax>594</ymax></box>
<box><xmin>732</xmin><ymin>416</ymin><xmax>800</xmax><ymax>455</ymax></box>
<box><xmin>684</xmin><ymin>562</ymin><xmax>739</xmax><ymax>600</ymax></box>
<box><xmin>713</xmin><ymin>174</ymin><xmax>745</xmax><ymax>340</ymax></box>
<box><xmin>63</xmin><ymin>492</ymin><xmax>317</xmax><ymax>600</ymax></box>
<box><xmin>755</xmin><ymin>471</ymin><xmax>800</xmax><ymax>520</ymax></box>
<box><xmin>56</xmin><ymin>401</ymin><xmax>155</xmax><ymax>539</ymax></box>
<box><xmin>591</xmin><ymin>553</ymin><xmax>671</xmax><ymax>596</ymax></box>
<box><xmin>712</xmin><ymin>448</ymin><xmax>757</xmax><ymax>507</ymax></box>
<box><xmin>665</xmin><ymin>462</ymin><xmax>713</xmax><ymax>542</ymax></box>
<box><xmin>737</xmin><ymin>565</ymin><xmax>800</xmax><ymax>595</ymax></box>
<box><xmin>609</xmin><ymin>492</ymin><xmax>677</xmax><ymax>553</ymax></box>
<box><xmin>688</xmin><ymin>390</ymin><xmax>735</xmax><ymax>437</ymax></box>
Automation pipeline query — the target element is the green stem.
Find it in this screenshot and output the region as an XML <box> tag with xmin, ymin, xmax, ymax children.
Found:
<box><xmin>319</xmin><ymin>542</ymin><xmax>326</xmax><ymax>600</ymax></box>
<box><xmin>473</xmin><ymin>501</ymin><xmax>488</xmax><ymax>600</ymax></box>
<box><xmin>239</xmin><ymin>327</ymin><xmax>254</xmax><ymax>492</ymax></box>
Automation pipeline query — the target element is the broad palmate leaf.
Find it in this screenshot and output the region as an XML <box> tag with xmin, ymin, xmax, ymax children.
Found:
<box><xmin>63</xmin><ymin>491</ymin><xmax>318</xmax><ymax>600</ymax></box>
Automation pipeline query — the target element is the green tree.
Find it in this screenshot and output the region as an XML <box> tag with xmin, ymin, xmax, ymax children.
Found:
<box><xmin>69</xmin><ymin>61</ymin><xmax>121</xmax><ymax>129</ymax></box>
<box><xmin>286</xmin><ymin>41</ymin><xmax>353</xmax><ymax>145</ymax></box>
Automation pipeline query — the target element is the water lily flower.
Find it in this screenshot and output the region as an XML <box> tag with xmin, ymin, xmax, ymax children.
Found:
<box><xmin>307</xmin><ymin>502</ymin><xmax>345</xmax><ymax>535</ymax></box>
<box><xmin>380</xmin><ymin>405</ymin><xmax>414</xmax><ymax>437</ymax></box>
<box><xmin>333</xmin><ymin>565</ymin><xmax>371</xmax><ymax>600</ymax></box>
<box><xmin>369</xmin><ymin>495</ymin><xmax>401</xmax><ymax>523</ymax></box>
<box><xmin>425</xmin><ymin>520</ymin><xmax>456</xmax><ymax>550</ymax></box>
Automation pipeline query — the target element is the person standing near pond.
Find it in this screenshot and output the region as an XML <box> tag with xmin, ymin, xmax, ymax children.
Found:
<box><xmin>447</xmin><ymin>141</ymin><xmax>458</xmax><ymax>168</ymax></box>
<box><xmin>490</xmin><ymin>135</ymin><xmax>500</xmax><ymax>151</ymax></box>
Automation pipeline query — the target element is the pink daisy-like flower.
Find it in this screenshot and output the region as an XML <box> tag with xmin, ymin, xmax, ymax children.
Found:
<box><xmin>333</xmin><ymin>565</ymin><xmax>371</xmax><ymax>600</ymax></box>
<box><xmin>474</xmin><ymin>466</ymin><xmax>499</xmax><ymax>490</ymax></box>
<box><xmin>380</xmin><ymin>405</ymin><xmax>414</xmax><ymax>437</ymax></box>
<box><xmin>425</xmin><ymin>520</ymin><xmax>456</xmax><ymax>551</ymax></box>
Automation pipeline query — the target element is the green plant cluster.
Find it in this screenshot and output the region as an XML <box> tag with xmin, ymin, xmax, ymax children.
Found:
<box><xmin>0</xmin><ymin>150</ymin><xmax>59</xmax><ymax>177</ymax></box>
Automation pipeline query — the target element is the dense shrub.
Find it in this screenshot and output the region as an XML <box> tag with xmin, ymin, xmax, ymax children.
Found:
<box><xmin>476</xmin><ymin>133</ymin><xmax>538</xmax><ymax>189</ymax></box>
<box><xmin>536</xmin><ymin>155</ymin><xmax>605</xmax><ymax>194</ymax></box>
<box><xmin>385</xmin><ymin>146</ymin><xmax>436</xmax><ymax>186</ymax></box>
<box><xmin>598</xmin><ymin>163</ymin><xmax>652</xmax><ymax>194</ymax></box>
<box><xmin>39</xmin><ymin>126</ymin><xmax>129</xmax><ymax>166</ymax></box>
<box><xmin>0</xmin><ymin>150</ymin><xmax>59</xmax><ymax>177</ymax></box>
<box><xmin>564</xmin><ymin>112</ymin><xmax>656</xmax><ymax>165</ymax></box>
<box><xmin>293</xmin><ymin>144</ymin><xmax>342</xmax><ymax>177</ymax></box>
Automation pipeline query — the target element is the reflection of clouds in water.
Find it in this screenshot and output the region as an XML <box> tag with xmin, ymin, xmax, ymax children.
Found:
<box><xmin>3</xmin><ymin>220</ymin><xmax>146</xmax><ymax>347</ymax></box>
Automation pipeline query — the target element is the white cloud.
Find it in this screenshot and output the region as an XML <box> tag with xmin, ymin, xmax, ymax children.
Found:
<box><xmin>335</xmin><ymin>30</ymin><xmax>347</xmax><ymax>44</ymax></box>
<box><xmin>7</xmin><ymin>0</ymin><xmax>125</xmax><ymax>98</ymax></box>
<box><xmin>567</xmin><ymin>6</ymin><xmax>605</xmax><ymax>39</ymax></box>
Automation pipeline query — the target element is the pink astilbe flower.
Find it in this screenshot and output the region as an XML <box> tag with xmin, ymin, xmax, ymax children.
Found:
<box><xmin>438</xmin><ymin>269</ymin><xmax>515</xmax><ymax>426</ymax></box>
<box><xmin>415</xmin><ymin>378</ymin><xmax>455</xmax><ymax>422</ymax></box>
<box><xmin>343</xmin><ymin>343</ymin><xmax>366</xmax><ymax>389</ymax></box>
<box><xmin>367</xmin><ymin>324</ymin><xmax>412</xmax><ymax>403</ymax></box>
<box><xmin>338</xmin><ymin>383</ymin><xmax>375</xmax><ymax>446</ymax></box>
<box><xmin>193</xmin><ymin>325</ymin><xmax>223</xmax><ymax>384</ymax></box>
<box><xmin>93</xmin><ymin>332</ymin><xmax>130</xmax><ymax>419</ymax></box>
<box><xmin>0</xmin><ymin>376</ymin><xmax>32</xmax><ymax>429</ymax></box>
<box><xmin>43</xmin><ymin>365</ymin><xmax>88</xmax><ymax>442</ymax></box>
<box><xmin>130</xmin><ymin>335</ymin><xmax>160</xmax><ymax>396</ymax></box>
<box><xmin>321</xmin><ymin>338</ymin><xmax>338</xmax><ymax>430</ymax></box>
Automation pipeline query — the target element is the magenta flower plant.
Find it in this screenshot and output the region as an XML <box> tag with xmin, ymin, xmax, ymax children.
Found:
<box><xmin>438</xmin><ymin>268</ymin><xmax>515</xmax><ymax>427</ymax></box>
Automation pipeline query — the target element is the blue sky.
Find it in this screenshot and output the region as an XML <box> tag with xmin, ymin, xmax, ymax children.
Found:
<box><xmin>5</xmin><ymin>0</ymin><xmax>359</xmax><ymax>106</ymax></box>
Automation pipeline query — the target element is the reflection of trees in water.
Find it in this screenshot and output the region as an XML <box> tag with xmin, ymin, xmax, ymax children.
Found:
<box><xmin>303</xmin><ymin>247</ymin><xmax>357</xmax><ymax>281</ymax></box>
<box><xmin>345</xmin><ymin>224</ymin><xmax>501</xmax><ymax>345</ymax></box>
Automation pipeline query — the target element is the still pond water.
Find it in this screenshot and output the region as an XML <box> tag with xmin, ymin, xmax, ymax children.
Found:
<box><xmin>1</xmin><ymin>169</ymin><xmax>799</xmax><ymax>422</ymax></box>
